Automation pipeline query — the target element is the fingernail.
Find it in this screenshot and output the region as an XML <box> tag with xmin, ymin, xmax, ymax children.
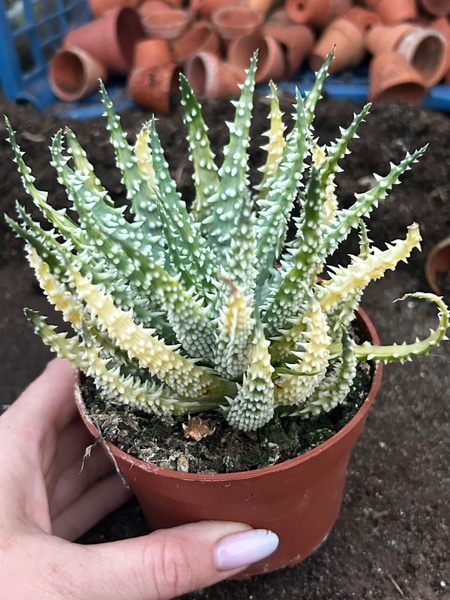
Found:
<box><xmin>215</xmin><ymin>529</ymin><xmax>279</xmax><ymax>571</ymax></box>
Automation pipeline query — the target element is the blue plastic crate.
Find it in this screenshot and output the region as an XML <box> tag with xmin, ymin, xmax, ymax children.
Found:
<box><xmin>1</xmin><ymin>0</ymin><xmax>450</xmax><ymax>117</ymax></box>
<box><xmin>0</xmin><ymin>0</ymin><xmax>93</xmax><ymax>110</ymax></box>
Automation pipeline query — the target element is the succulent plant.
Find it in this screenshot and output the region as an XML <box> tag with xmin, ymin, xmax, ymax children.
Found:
<box><xmin>5</xmin><ymin>52</ymin><xmax>449</xmax><ymax>433</ymax></box>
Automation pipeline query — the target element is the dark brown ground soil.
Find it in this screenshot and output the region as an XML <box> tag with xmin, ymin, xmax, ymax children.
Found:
<box><xmin>1</xmin><ymin>90</ymin><xmax>449</xmax><ymax>599</ymax></box>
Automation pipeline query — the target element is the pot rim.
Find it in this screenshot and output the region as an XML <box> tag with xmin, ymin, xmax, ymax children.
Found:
<box><xmin>76</xmin><ymin>307</ymin><xmax>383</xmax><ymax>482</ymax></box>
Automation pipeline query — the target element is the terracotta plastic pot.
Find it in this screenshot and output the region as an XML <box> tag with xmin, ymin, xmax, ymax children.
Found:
<box><xmin>89</xmin><ymin>0</ymin><xmax>143</xmax><ymax>18</ymax></box>
<box><xmin>263</xmin><ymin>20</ymin><xmax>315</xmax><ymax>77</ymax></box>
<box><xmin>425</xmin><ymin>237</ymin><xmax>450</xmax><ymax>296</ymax></box>
<box><xmin>48</xmin><ymin>47</ymin><xmax>107</xmax><ymax>101</ymax></box>
<box><xmin>368</xmin><ymin>51</ymin><xmax>427</xmax><ymax>104</ymax></box>
<box><xmin>128</xmin><ymin>62</ymin><xmax>180</xmax><ymax>113</ymax></box>
<box><xmin>419</xmin><ymin>0</ymin><xmax>450</xmax><ymax>18</ymax></box>
<box><xmin>211</xmin><ymin>6</ymin><xmax>264</xmax><ymax>41</ymax></box>
<box><xmin>309</xmin><ymin>17</ymin><xmax>366</xmax><ymax>75</ymax></box>
<box><xmin>76</xmin><ymin>308</ymin><xmax>382</xmax><ymax>577</ymax></box>
<box><xmin>227</xmin><ymin>33</ymin><xmax>285</xmax><ymax>83</ymax></box>
<box><xmin>133</xmin><ymin>38</ymin><xmax>173</xmax><ymax>69</ymax></box>
<box><xmin>172</xmin><ymin>19</ymin><xmax>221</xmax><ymax>63</ymax></box>
<box><xmin>362</xmin><ymin>0</ymin><xmax>418</xmax><ymax>24</ymax></box>
<box><xmin>284</xmin><ymin>0</ymin><xmax>352</xmax><ymax>29</ymax></box>
<box><xmin>184</xmin><ymin>51</ymin><xmax>246</xmax><ymax>97</ymax></box>
<box><xmin>63</xmin><ymin>7</ymin><xmax>145</xmax><ymax>75</ymax></box>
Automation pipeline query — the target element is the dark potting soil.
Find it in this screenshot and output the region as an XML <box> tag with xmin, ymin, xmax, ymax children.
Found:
<box><xmin>80</xmin><ymin>357</ymin><xmax>374</xmax><ymax>474</ymax></box>
<box><xmin>436</xmin><ymin>270</ymin><xmax>450</xmax><ymax>303</ymax></box>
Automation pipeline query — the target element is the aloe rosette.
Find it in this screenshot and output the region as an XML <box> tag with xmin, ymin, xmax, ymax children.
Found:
<box><xmin>5</xmin><ymin>52</ymin><xmax>449</xmax><ymax>432</ymax></box>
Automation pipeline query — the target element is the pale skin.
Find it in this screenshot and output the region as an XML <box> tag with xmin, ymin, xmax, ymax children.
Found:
<box><xmin>0</xmin><ymin>359</ymin><xmax>279</xmax><ymax>599</ymax></box>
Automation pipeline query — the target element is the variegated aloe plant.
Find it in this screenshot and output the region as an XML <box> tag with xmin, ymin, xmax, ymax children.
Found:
<box><xmin>5</xmin><ymin>52</ymin><xmax>449</xmax><ymax>432</ymax></box>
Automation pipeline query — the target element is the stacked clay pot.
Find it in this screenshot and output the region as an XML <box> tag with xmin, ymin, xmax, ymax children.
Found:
<box><xmin>48</xmin><ymin>0</ymin><xmax>450</xmax><ymax>111</ymax></box>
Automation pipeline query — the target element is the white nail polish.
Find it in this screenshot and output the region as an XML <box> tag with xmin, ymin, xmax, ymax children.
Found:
<box><xmin>215</xmin><ymin>529</ymin><xmax>279</xmax><ymax>571</ymax></box>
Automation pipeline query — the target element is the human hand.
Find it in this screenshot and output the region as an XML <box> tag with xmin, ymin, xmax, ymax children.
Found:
<box><xmin>0</xmin><ymin>359</ymin><xmax>279</xmax><ymax>599</ymax></box>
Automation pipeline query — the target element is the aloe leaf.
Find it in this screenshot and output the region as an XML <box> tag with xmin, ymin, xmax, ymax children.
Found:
<box><xmin>274</xmin><ymin>300</ymin><xmax>330</xmax><ymax>407</ymax></box>
<box><xmin>179</xmin><ymin>73</ymin><xmax>220</xmax><ymax>230</ymax></box>
<box><xmin>225</xmin><ymin>324</ymin><xmax>275</xmax><ymax>431</ymax></box>
<box><xmin>206</xmin><ymin>53</ymin><xmax>257</xmax><ymax>262</ymax></box>
<box><xmin>356</xmin><ymin>293</ymin><xmax>449</xmax><ymax>363</ymax></box>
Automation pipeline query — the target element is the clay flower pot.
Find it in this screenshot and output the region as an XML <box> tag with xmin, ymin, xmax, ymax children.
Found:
<box><xmin>309</xmin><ymin>17</ymin><xmax>366</xmax><ymax>75</ymax></box>
<box><xmin>419</xmin><ymin>0</ymin><xmax>450</xmax><ymax>18</ymax></box>
<box><xmin>184</xmin><ymin>51</ymin><xmax>246</xmax><ymax>97</ymax></box>
<box><xmin>138</xmin><ymin>0</ymin><xmax>175</xmax><ymax>17</ymax></box>
<box><xmin>396</xmin><ymin>26</ymin><xmax>448</xmax><ymax>87</ymax></box>
<box><xmin>227</xmin><ymin>33</ymin><xmax>285</xmax><ymax>83</ymax></box>
<box><xmin>76</xmin><ymin>309</ymin><xmax>382</xmax><ymax>577</ymax></box>
<box><xmin>63</xmin><ymin>7</ymin><xmax>145</xmax><ymax>75</ymax></box>
<box><xmin>133</xmin><ymin>38</ymin><xmax>173</xmax><ymax>69</ymax></box>
<box><xmin>425</xmin><ymin>237</ymin><xmax>450</xmax><ymax>296</ymax></box>
<box><xmin>362</xmin><ymin>0</ymin><xmax>418</xmax><ymax>24</ymax></box>
<box><xmin>128</xmin><ymin>61</ymin><xmax>180</xmax><ymax>113</ymax></box>
<box><xmin>190</xmin><ymin>0</ymin><xmax>243</xmax><ymax>20</ymax></box>
<box><xmin>247</xmin><ymin>0</ymin><xmax>282</xmax><ymax>15</ymax></box>
<box><xmin>48</xmin><ymin>47</ymin><xmax>107</xmax><ymax>101</ymax></box>
<box><xmin>341</xmin><ymin>6</ymin><xmax>381</xmax><ymax>35</ymax></box>
<box><xmin>284</xmin><ymin>0</ymin><xmax>352</xmax><ymax>30</ymax></box>
<box><xmin>368</xmin><ymin>51</ymin><xmax>427</xmax><ymax>103</ymax></box>
<box><xmin>263</xmin><ymin>20</ymin><xmax>315</xmax><ymax>77</ymax></box>
<box><xmin>89</xmin><ymin>0</ymin><xmax>143</xmax><ymax>18</ymax></box>
<box><xmin>140</xmin><ymin>7</ymin><xmax>192</xmax><ymax>39</ymax></box>
<box><xmin>364</xmin><ymin>23</ymin><xmax>417</xmax><ymax>55</ymax></box>
<box><xmin>211</xmin><ymin>6</ymin><xmax>264</xmax><ymax>42</ymax></box>
<box><xmin>172</xmin><ymin>19</ymin><xmax>221</xmax><ymax>64</ymax></box>
<box><xmin>432</xmin><ymin>17</ymin><xmax>450</xmax><ymax>82</ymax></box>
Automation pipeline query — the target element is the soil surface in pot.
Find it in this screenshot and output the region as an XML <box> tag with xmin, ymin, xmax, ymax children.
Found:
<box><xmin>80</xmin><ymin>353</ymin><xmax>373</xmax><ymax>474</ymax></box>
<box><xmin>1</xmin><ymin>90</ymin><xmax>449</xmax><ymax>599</ymax></box>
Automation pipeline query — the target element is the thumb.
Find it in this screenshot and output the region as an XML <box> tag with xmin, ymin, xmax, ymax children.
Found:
<box><xmin>78</xmin><ymin>521</ymin><xmax>279</xmax><ymax>599</ymax></box>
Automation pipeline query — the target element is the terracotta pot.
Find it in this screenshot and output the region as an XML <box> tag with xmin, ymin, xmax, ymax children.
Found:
<box><xmin>133</xmin><ymin>38</ymin><xmax>173</xmax><ymax>69</ymax></box>
<box><xmin>284</xmin><ymin>0</ymin><xmax>353</xmax><ymax>30</ymax></box>
<box><xmin>341</xmin><ymin>7</ymin><xmax>381</xmax><ymax>35</ymax></box>
<box><xmin>63</xmin><ymin>7</ymin><xmax>145</xmax><ymax>75</ymax></box>
<box><xmin>362</xmin><ymin>0</ymin><xmax>418</xmax><ymax>24</ymax></box>
<box><xmin>184</xmin><ymin>51</ymin><xmax>246</xmax><ymax>97</ymax></box>
<box><xmin>48</xmin><ymin>47</ymin><xmax>107</xmax><ymax>101</ymax></box>
<box><xmin>432</xmin><ymin>17</ymin><xmax>450</xmax><ymax>82</ymax></box>
<box><xmin>264</xmin><ymin>7</ymin><xmax>292</xmax><ymax>26</ymax></box>
<box><xmin>396</xmin><ymin>26</ymin><xmax>448</xmax><ymax>87</ymax></box>
<box><xmin>128</xmin><ymin>61</ymin><xmax>180</xmax><ymax>113</ymax></box>
<box><xmin>364</xmin><ymin>23</ymin><xmax>417</xmax><ymax>55</ymax></box>
<box><xmin>425</xmin><ymin>237</ymin><xmax>450</xmax><ymax>295</ymax></box>
<box><xmin>190</xmin><ymin>0</ymin><xmax>243</xmax><ymax>20</ymax></box>
<box><xmin>76</xmin><ymin>309</ymin><xmax>382</xmax><ymax>577</ymax></box>
<box><xmin>309</xmin><ymin>17</ymin><xmax>366</xmax><ymax>75</ymax></box>
<box><xmin>138</xmin><ymin>0</ymin><xmax>175</xmax><ymax>17</ymax></box>
<box><xmin>89</xmin><ymin>0</ymin><xmax>143</xmax><ymax>18</ymax></box>
<box><xmin>227</xmin><ymin>33</ymin><xmax>285</xmax><ymax>83</ymax></box>
<box><xmin>172</xmin><ymin>19</ymin><xmax>221</xmax><ymax>63</ymax></box>
<box><xmin>419</xmin><ymin>0</ymin><xmax>450</xmax><ymax>18</ymax></box>
<box><xmin>164</xmin><ymin>0</ymin><xmax>190</xmax><ymax>6</ymax></box>
<box><xmin>140</xmin><ymin>7</ymin><xmax>191</xmax><ymax>39</ymax></box>
<box><xmin>263</xmin><ymin>20</ymin><xmax>315</xmax><ymax>77</ymax></box>
<box><xmin>211</xmin><ymin>6</ymin><xmax>264</xmax><ymax>41</ymax></box>
<box><xmin>368</xmin><ymin>51</ymin><xmax>427</xmax><ymax>104</ymax></box>
<box><xmin>247</xmin><ymin>0</ymin><xmax>282</xmax><ymax>15</ymax></box>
